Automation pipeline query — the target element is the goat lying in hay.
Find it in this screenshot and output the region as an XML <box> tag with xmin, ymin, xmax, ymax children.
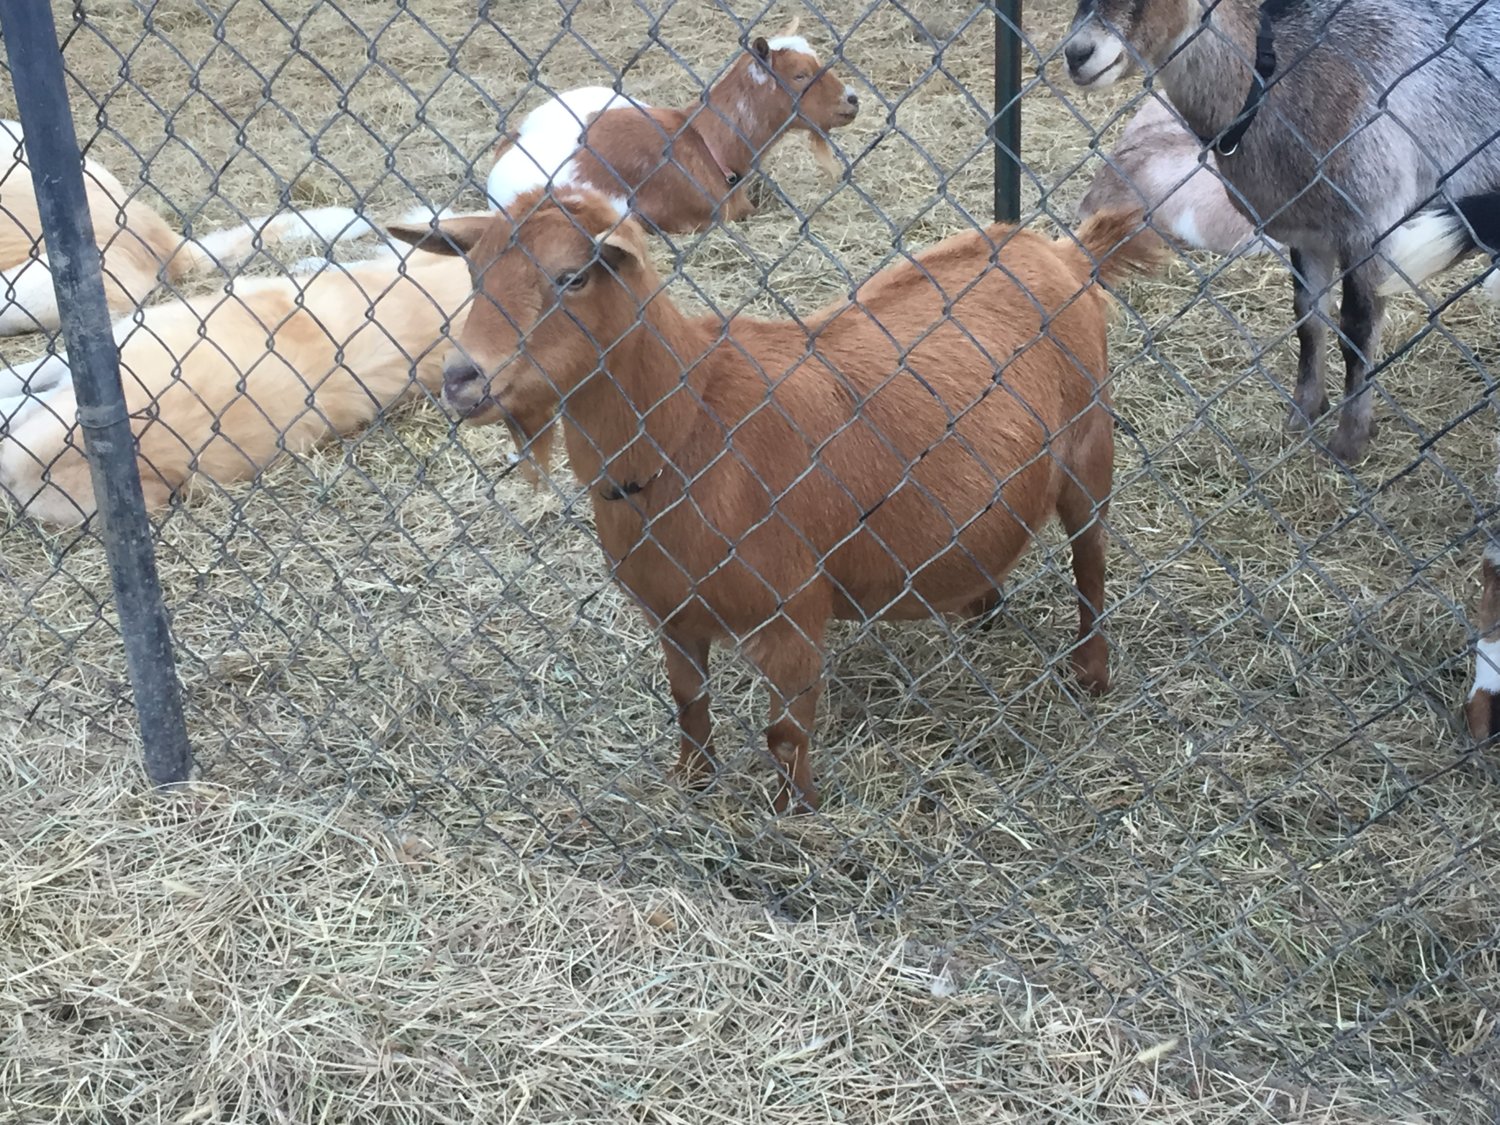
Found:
<box><xmin>389</xmin><ymin>188</ymin><xmax>1162</xmax><ymax>813</ymax></box>
<box><xmin>1079</xmin><ymin>96</ymin><xmax>1282</xmax><ymax>259</ymax></box>
<box><xmin>484</xmin><ymin>23</ymin><xmax>859</xmax><ymax>234</ymax></box>
<box><xmin>1063</xmin><ymin>0</ymin><xmax>1500</xmax><ymax>464</ymax></box>
<box><xmin>0</xmin><ymin>119</ymin><xmax>367</xmax><ymax>335</ymax></box>
<box><xmin>0</xmin><ymin>245</ymin><xmax>472</xmax><ymax>528</ymax></box>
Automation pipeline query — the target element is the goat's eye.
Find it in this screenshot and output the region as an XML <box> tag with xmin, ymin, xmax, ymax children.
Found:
<box><xmin>557</xmin><ymin>269</ymin><xmax>589</xmax><ymax>291</ymax></box>
<box><xmin>793</xmin><ymin>73</ymin><xmax>812</xmax><ymax>83</ymax></box>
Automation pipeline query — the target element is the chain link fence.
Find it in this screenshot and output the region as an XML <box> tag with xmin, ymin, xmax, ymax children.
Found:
<box><xmin>3</xmin><ymin>0</ymin><xmax>1499</xmax><ymax>1118</ymax></box>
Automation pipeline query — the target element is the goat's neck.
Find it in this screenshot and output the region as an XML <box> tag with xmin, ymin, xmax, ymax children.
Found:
<box><xmin>693</xmin><ymin>65</ymin><xmax>786</xmax><ymax>168</ymax></box>
<box><xmin>562</xmin><ymin>294</ymin><xmax>716</xmax><ymax>490</ymax></box>
<box><xmin>1158</xmin><ymin>0</ymin><xmax>1261</xmax><ymax>138</ymax></box>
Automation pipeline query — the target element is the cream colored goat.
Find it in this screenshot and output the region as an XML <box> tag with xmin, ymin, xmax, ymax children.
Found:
<box><xmin>0</xmin><ymin>118</ymin><xmax>368</xmax><ymax>335</ymax></box>
<box><xmin>0</xmin><ymin>241</ymin><xmax>473</xmax><ymax>527</ymax></box>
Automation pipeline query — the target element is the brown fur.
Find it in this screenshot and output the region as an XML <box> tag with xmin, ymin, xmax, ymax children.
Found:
<box><xmin>1</xmin><ymin>251</ymin><xmax>472</xmax><ymax>527</ymax></box>
<box><xmin>491</xmin><ymin>25</ymin><xmax>858</xmax><ymax>234</ymax></box>
<box><xmin>391</xmin><ymin>190</ymin><xmax>1162</xmax><ymax>813</ymax></box>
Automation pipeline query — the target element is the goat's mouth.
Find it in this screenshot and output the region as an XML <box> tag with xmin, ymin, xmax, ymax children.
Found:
<box><xmin>441</xmin><ymin>380</ymin><xmax>507</xmax><ymax>424</ymax></box>
<box><xmin>1070</xmin><ymin>53</ymin><xmax>1128</xmax><ymax>88</ymax></box>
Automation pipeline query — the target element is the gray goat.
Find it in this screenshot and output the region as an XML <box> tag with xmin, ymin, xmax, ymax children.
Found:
<box><xmin>1062</xmin><ymin>0</ymin><xmax>1500</xmax><ymax>463</ymax></box>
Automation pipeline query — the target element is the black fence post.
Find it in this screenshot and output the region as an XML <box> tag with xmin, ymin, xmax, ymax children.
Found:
<box><xmin>0</xmin><ymin>1</ymin><xmax>193</xmax><ymax>786</ymax></box>
<box><xmin>993</xmin><ymin>0</ymin><xmax>1022</xmax><ymax>223</ymax></box>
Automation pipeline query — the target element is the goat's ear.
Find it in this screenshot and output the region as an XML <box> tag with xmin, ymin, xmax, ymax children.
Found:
<box><xmin>596</xmin><ymin>221</ymin><xmax>648</xmax><ymax>272</ymax></box>
<box><xmin>751</xmin><ymin>36</ymin><xmax>771</xmax><ymax>63</ymax></box>
<box><xmin>386</xmin><ymin>216</ymin><xmax>492</xmax><ymax>258</ymax></box>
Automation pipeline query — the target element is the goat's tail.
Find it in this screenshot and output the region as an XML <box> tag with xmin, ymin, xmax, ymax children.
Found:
<box><xmin>1377</xmin><ymin>190</ymin><xmax>1500</xmax><ymax>299</ymax></box>
<box><xmin>1061</xmin><ymin>207</ymin><xmax>1167</xmax><ymax>288</ymax></box>
<box><xmin>164</xmin><ymin>206</ymin><xmax>375</xmax><ymax>282</ymax></box>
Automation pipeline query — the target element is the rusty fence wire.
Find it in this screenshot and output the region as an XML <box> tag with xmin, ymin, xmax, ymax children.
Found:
<box><xmin>2</xmin><ymin>0</ymin><xmax>1499</xmax><ymax>1118</ymax></box>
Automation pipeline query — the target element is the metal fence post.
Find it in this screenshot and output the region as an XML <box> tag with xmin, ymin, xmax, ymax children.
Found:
<box><xmin>0</xmin><ymin>0</ymin><xmax>193</xmax><ymax>786</ymax></box>
<box><xmin>993</xmin><ymin>0</ymin><xmax>1022</xmax><ymax>222</ymax></box>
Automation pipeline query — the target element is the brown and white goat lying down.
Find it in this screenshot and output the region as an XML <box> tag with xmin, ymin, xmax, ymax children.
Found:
<box><xmin>485</xmin><ymin>26</ymin><xmax>859</xmax><ymax>234</ymax></box>
<box><xmin>390</xmin><ymin>188</ymin><xmax>1160</xmax><ymax>813</ymax></box>
<box><xmin>0</xmin><ymin>119</ymin><xmax>367</xmax><ymax>335</ymax></box>
<box><xmin>0</xmin><ymin>244</ymin><xmax>472</xmax><ymax>527</ymax></box>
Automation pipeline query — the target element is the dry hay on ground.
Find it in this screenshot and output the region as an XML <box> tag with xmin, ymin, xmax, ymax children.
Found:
<box><xmin>2</xmin><ymin>0</ymin><xmax>1499</xmax><ymax>1121</ymax></box>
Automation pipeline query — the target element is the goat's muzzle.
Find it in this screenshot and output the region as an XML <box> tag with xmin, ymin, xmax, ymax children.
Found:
<box><xmin>441</xmin><ymin>359</ymin><xmax>493</xmax><ymax>420</ymax></box>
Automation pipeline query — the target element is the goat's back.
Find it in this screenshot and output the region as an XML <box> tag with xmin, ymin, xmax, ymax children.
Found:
<box><xmin>682</xmin><ymin>224</ymin><xmax>1115</xmax><ymax>620</ymax></box>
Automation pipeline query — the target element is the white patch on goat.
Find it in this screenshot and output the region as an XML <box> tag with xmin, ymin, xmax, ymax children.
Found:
<box><xmin>768</xmin><ymin>35</ymin><xmax>815</xmax><ymax>59</ymax></box>
<box><xmin>1376</xmin><ymin>210</ymin><xmax>1470</xmax><ymax>296</ymax></box>
<box><xmin>1170</xmin><ymin>209</ymin><xmax>1204</xmax><ymax>251</ymax></box>
<box><xmin>1066</xmin><ymin>27</ymin><xmax>1127</xmax><ymax>89</ymax></box>
<box><xmin>749</xmin><ymin>62</ymin><xmax>770</xmax><ymax>85</ymax></box>
<box><xmin>0</xmin><ymin>259</ymin><xmax>61</xmax><ymax>335</ymax></box>
<box><xmin>0</xmin><ymin>353</ymin><xmax>70</xmax><ymax>401</ymax></box>
<box><xmin>0</xmin><ymin>368</ymin><xmax>71</xmax><ymax>433</ymax></box>
<box><xmin>486</xmin><ymin>87</ymin><xmax>642</xmax><ymax>209</ymax></box>
<box><xmin>1483</xmin><ymin>266</ymin><xmax>1500</xmax><ymax>304</ymax></box>
<box><xmin>267</xmin><ymin>205</ymin><xmax>373</xmax><ymax>245</ymax></box>
<box><xmin>1471</xmin><ymin>638</ymin><xmax>1500</xmax><ymax>699</ymax></box>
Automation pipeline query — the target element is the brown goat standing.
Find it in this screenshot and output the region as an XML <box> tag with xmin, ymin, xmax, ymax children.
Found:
<box><xmin>391</xmin><ymin>190</ymin><xmax>1159</xmax><ymax>813</ymax></box>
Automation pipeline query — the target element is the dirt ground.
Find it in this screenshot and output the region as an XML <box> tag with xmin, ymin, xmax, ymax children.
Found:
<box><xmin>2</xmin><ymin>0</ymin><xmax>1499</xmax><ymax>1120</ymax></box>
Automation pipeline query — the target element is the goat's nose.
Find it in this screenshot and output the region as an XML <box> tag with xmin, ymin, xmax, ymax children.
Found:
<box><xmin>846</xmin><ymin>92</ymin><xmax>859</xmax><ymax>106</ymax></box>
<box><xmin>442</xmin><ymin>360</ymin><xmax>484</xmax><ymax>404</ymax></box>
<box><xmin>1064</xmin><ymin>41</ymin><xmax>1095</xmax><ymax>73</ymax></box>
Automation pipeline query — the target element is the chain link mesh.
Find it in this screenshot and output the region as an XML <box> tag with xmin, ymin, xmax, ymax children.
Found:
<box><xmin>2</xmin><ymin>0</ymin><xmax>1499</xmax><ymax>1117</ymax></box>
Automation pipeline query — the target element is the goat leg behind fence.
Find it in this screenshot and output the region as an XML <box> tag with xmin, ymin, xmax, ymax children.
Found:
<box><xmin>1327</xmin><ymin>259</ymin><xmax>1385</xmax><ymax>462</ymax></box>
<box><xmin>748</xmin><ymin>613</ymin><xmax>828</xmax><ymax>814</ymax></box>
<box><xmin>664</xmin><ymin>629</ymin><xmax>718</xmax><ymax>790</ymax></box>
<box><xmin>1286</xmin><ymin>247</ymin><xmax>1335</xmax><ymax>428</ymax></box>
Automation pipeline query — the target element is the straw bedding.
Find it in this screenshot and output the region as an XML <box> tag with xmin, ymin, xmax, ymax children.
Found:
<box><xmin>2</xmin><ymin>0</ymin><xmax>1498</xmax><ymax>1119</ymax></box>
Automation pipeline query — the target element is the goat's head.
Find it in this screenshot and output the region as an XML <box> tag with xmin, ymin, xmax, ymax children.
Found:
<box><xmin>387</xmin><ymin>190</ymin><xmax>654</xmax><ymax>430</ymax></box>
<box><xmin>741</xmin><ymin>21</ymin><xmax>859</xmax><ymax>134</ymax></box>
<box><xmin>1063</xmin><ymin>0</ymin><xmax>1196</xmax><ymax>89</ymax></box>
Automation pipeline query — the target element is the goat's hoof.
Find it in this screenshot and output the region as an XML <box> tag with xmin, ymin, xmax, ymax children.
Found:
<box><xmin>669</xmin><ymin>755</ymin><xmax>717</xmax><ymax>793</ymax></box>
<box><xmin>1323</xmin><ymin>423</ymin><xmax>1374</xmax><ymax>465</ymax></box>
<box><xmin>771</xmin><ymin>783</ymin><xmax>820</xmax><ymax>816</ymax></box>
<box><xmin>1284</xmin><ymin>397</ymin><xmax>1329</xmax><ymax>431</ymax></box>
<box><xmin>1073</xmin><ymin>642</ymin><xmax>1110</xmax><ymax>696</ymax></box>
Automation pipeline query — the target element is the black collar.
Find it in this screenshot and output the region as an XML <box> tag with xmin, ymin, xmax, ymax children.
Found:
<box><xmin>599</xmin><ymin>467</ymin><xmax>663</xmax><ymax>502</ymax></box>
<box><xmin>1200</xmin><ymin>0</ymin><xmax>1292</xmax><ymax>157</ymax></box>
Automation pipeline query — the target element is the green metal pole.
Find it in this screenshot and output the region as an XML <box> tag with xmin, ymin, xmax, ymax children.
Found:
<box><xmin>994</xmin><ymin>0</ymin><xmax>1022</xmax><ymax>222</ymax></box>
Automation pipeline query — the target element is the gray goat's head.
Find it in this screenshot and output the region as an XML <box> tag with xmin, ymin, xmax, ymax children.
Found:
<box><xmin>1062</xmin><ymin>0</ymin><xmax>1201</xmax><ymax>88</ymax></box>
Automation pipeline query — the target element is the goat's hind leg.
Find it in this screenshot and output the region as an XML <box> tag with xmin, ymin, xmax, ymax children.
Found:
<box><xmin>1057</xmin><ymin>415</ymin><xmax>1113</xmax><ymax>695</ymax></box>
<box><xmin>1285</xmin><ymin>247</ymin><xmax>1335</xmax><ymax>428</ymax></box>
<box><xmin>748</xmin><ymin>616</ymin><xmax>827</xmax><ymax>814</ymax></box>
<box><xmin>1325</xmin><ymin>258</ymin><xmax>1385</xmax><ymax>464</ymax></box>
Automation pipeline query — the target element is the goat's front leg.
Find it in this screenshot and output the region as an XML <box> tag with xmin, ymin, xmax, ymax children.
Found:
<box><xmin>1466</xmin><ymin>547</ymin><xmax>1500</xmax><ymax>743</ymax></box>
<box><xmin>663</xmin><ymin>630</ymin><xmax>717</xmax><ymax>789</ymax></box>
<box><xmin>1326</xmin><ymin>259</ymin><xmax>1385</xmax><ymax>463</ymax></box>
<box><xmin>749</xmin><ymin>617</ymin><xmax>827</xmax><ymax>814</ymax></box>
<box><xmin>1286</xmin><ymin>246</ymin><xmax>1335</xmax><ymax>427</ymax></box>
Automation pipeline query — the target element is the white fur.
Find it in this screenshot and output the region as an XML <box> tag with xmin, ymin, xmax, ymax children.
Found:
<box><xmin>768</xmin><ymin>34</ymin><xmax>817</xmax><ymax>59</ymax></box>
<box><xmin>0</xmin><ymin>260</ymin><xmax>62</xmax><ymax>337</ymax></box>
<box><xmin>1471</xmin><ymin>638</ymin><xmax>1500</xmax><ymax>699</ymax></box>
<box><xmin>191</xmin><ymin>205</ymin><xmax>372</xmax><ymax>267</ymax></box>
<box><xmin>485</xmin><ymin>87</ymin><xmax>644</xmax><ymax>210</ymax></box>
<box><xmin>1376</xmin><ymin>211</ymin><xmax>1471</xmax><ymax>296</ymax></box>
<box><xmin>0</xmin><ymin>352</ymin><xmax>68</xmax><ymax>400</ymax></box>
<box><xmin>1483</xmin><ymin>267</ymin><xmax>1500</xmax><ymax>304</ymax></box>
<box><xmin>1065</xmin><ymin>28</ymin><xmax>1128</xmax><ymax>89</ymax></box>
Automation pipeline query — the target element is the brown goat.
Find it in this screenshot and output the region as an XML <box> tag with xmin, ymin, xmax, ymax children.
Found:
<box><xmin>485</xmin><ymin>25</ymin><xmax>859</xmax><ymax>234</ymax></box>
<box><xmin>390</xmin><ymin>190</ymin><xmax>1160</xmax><ymax>813</ymax></box>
